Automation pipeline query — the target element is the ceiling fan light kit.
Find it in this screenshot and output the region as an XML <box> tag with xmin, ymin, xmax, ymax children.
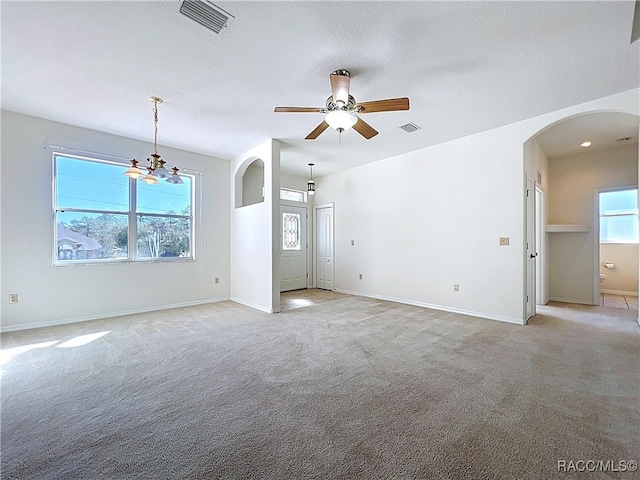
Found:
<box><xmin>274</xmin><ymin>69</ymin><xmax>410</xmax><ymax>140</ymax></box>
<box><xmin>325</xmin><ymin>110</ymin><xmax>357</xmax><ymax>131</ymax></box>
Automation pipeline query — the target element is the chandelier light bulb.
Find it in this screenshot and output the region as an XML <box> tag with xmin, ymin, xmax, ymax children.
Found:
<box><xmin>124</xmin><ymin>159</ymin><xmax>144</xmax><ymax>179</ymax></box>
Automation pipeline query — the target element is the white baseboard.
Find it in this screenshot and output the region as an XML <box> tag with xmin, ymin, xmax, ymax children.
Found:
<box><xmin>0</xmin><ymin>297</ymin><xmax>230</xmax><ymax>333</ymax></box>
<box><xmin>335</xmin><ymin>289</ymin><xmax>524</xmax><ymax>325</ymax></box>
<box><xmin>229</xmin><ymin>297</ymin><xmax>280</xmax><ymax>314</ymax></box>
<box><xmin>600</xmin><ymin>289</ymin><xmax>639</xmax><ymax>296</ymax></box>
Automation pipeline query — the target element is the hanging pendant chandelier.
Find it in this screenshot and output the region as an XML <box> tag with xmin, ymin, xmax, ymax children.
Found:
<box><xmin>124</xmin><ymin>97</ymin><xmax>184</xmax><ymax>185</ymax></box>
<box><xmin>307</xmin><ymin>163</ymin><xmax>315</xmax><ymax>195</ymax></box>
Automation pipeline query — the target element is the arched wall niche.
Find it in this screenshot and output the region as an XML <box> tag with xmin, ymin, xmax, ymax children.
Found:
<box><xmin>234</xmin><ymin>157</ymin><xmax>264</xmax><ymax>208</ymax></box>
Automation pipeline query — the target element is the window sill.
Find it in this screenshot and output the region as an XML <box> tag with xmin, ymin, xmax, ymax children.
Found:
<box><xmin>54</xmin><ymin>257</ymin><xmax>195</xmax><ymax>266</ymax></box>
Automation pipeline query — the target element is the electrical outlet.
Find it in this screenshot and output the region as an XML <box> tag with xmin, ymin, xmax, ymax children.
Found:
<box><xmin>214</xmin><ymin>277</ymin><xmax>220</xmax><ymax>284</ymax></box>
<box><xmin>9</xmin><ymin>294</ymin><xmax>18</xmax><ymax>304</ymax></box>
<box><xmin>453</xmin><ymin>283</ymin><xmax>460</xmax><ymax>292</ymax></box>
<box><xmin>499</xmin><ymin>237</ymin><xmax>510</xmax><ymax>246</ymax></box>
<box><xmin>359</xmin><ymin>273</ymin><xmax>363</xmax><ymax>280</ymax></box>
<box><xmin>351</xmin><ymin>240</ymin><xmax>355</xmax><ymax>246</ymax></box>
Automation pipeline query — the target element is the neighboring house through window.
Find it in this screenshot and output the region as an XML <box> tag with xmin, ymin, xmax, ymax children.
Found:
<box><xmin>53</xmin><ymin>153</ymin><xmax>194</xmax><ymax>264</ymax></box>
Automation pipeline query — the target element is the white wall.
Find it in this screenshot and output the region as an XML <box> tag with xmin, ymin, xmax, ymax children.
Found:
<box><xmin>230</xmin><ymin>140</ymin><xmax>280</xmax><ymax>312</ymax></box>
<box><xmin>280</xmin><ymin>172</ymin><xmax>310</xmax><ymax>193</ymax></box>
<box><xmin>1</xmin><ymin>111</ymin><xmax>230</xmax><ymax>331</ymax></box>
<box><xmin>547</xmin><ymin>143</ymin><xmax>638</xmax><ymax>303</ymax></box>
<box><xmin>600</xmin><ymin>244</ymin><xmax>638</xmax><ymax>294</ymax></box>
<box><xmin>314</xmin><ymin>89</ymin><xmax>639</xmax><ymax>324</ymax></box>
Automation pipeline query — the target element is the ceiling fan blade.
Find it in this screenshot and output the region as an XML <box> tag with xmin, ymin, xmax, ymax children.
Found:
<box><xmin>357</xmin><ymin>97</ymin><xmax>410</xmax><ymax>113</ymax></box>
<box><xmin>305</xmin><ymin>121</ymin><xmax>329</xmax><ymax>140</ymax></box>
<box><xmin>330</xmin><ymin>70</ymin><xmax>350</xmax><ymax>104</ymax></box>
<box><xmin>274</xmin><ymin>107</ymin><xmax>325</xmax><ymax>113</ymax></box>
<box><xmin>352</xmin><ymin>117</ymin><xmax>378</xmax><ymax>139</ymax></box>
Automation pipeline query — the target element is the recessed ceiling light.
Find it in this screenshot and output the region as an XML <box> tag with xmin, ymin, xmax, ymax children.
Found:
<box><xmin>581</xmin><ymin>141</ymin><xmax>592</xmax><ymax>147</ymax></box>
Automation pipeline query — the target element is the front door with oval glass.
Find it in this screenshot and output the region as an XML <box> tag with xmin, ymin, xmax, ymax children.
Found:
<box><xmin>280</xmin><ymin>205</ymin><xmax>308</xmax><ymax>292</ymax></box>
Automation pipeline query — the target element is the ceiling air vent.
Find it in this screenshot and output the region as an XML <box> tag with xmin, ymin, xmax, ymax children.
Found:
<box><xmin>400</xmin><ymin>122</ymin><xmax>421</xmax><ymax>133</ymax></box>
<box><xmin>180</xmin><ymin>1</ymin><xmax>235</xmax><ymax>35</ymax></box>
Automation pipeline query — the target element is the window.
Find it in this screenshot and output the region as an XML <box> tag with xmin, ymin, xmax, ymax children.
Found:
<box><xmin>54</xmin><ymin>153</ymin><xmax>193</xmax><ymax>263</ymax></box>
<box><xmin>280</xmin><ymin>188</ymin><xmax>306</xmax><ymax>203</ymax></box>
<box><xmin>282</xmin><ymin>212</ymin><xmax>301</xmax><ymax>250</ymax></box>
<box><xmin>599</xmin><ymin>189</ymin><xmax>638</xmax><ymax>244</ymax></box>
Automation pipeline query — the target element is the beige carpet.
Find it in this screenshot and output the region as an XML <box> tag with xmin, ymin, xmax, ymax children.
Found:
<box><xmin>280</xmin><ymin>288</ymin><xmax>350</xmax><ymax>311</ymax></box>
<box><xmin>1</xmin><ymin>295</ymin><xmax>638</xmax><ymax>479</ymax></box>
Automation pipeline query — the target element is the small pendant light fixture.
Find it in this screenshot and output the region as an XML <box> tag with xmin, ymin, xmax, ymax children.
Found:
<box><xmin>124</xmin><ymin>97</ymin><xmax>184</xmax><ymax>185</ymax></box>
<box><xmin>307</xmin><ymin>163</ymin><xmax>316</xmax><ymax>196</ymax></box>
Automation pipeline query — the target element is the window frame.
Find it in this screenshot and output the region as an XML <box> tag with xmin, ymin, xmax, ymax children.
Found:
<box><xmin>53</xmin><ymin>152</ymin><xmax>195</xmax><ymax>265</ymax></box>
<box><xmin>598</xmin><ymin>187</ymin><xmax>639</xmax><ymax>245</ymax></box>
<box><xmin>280</xmin><ymin>188</ymin><xmax>307</xmax><ymax>203</ymax></box>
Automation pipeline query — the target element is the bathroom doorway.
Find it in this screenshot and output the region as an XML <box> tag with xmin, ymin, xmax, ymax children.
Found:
<box><xmin>596</xmin><ymin>187</ymin><xmax>639</xmax><ymax>305</ymax></box>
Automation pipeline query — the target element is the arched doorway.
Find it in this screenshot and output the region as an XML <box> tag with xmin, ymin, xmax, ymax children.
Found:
<box><xmin>523</xmin><ymin>111</ymin><xmax>639</xmax><ymax>322</ymax></box>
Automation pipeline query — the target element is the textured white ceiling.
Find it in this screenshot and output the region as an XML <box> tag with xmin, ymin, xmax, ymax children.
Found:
<box><xmin>2</xmin><ymin>1</ymin><xmax>638</xmax><ymax>176</ymax></box>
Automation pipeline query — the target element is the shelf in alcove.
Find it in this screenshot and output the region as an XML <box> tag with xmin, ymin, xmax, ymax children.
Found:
<box><xmin>545</xmin><ymin>224</ymin><xmax>591</xmax><ymax>233</ymax></box>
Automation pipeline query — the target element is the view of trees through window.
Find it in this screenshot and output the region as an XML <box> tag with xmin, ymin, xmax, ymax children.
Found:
<box><xmin>54</xmin><ymin>154</ymin><xmax>193</xmax><ymax>263</ymax></box>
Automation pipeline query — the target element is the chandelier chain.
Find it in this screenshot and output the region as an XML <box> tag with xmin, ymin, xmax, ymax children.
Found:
<box><xmin>153</xmin><ymin>100</ymin><xmax>159</xmax><ymax>156</ymax></box>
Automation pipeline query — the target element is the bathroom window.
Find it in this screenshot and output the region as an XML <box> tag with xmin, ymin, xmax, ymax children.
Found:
<box><xmin>599</xmin><ymin>189</ymin><xmax>638</xmax><ymax>244</ymax></box>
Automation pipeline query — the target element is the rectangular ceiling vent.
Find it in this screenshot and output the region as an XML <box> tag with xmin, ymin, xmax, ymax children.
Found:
<box><xmin>400</xmin><ymin>122</ymin><xmax>421</xmax><ymax>133</ymax></box>
<box><xmin>180</xmin><ymin>1</ymin><xmax>235</xmax><ymax>35</ymax></box>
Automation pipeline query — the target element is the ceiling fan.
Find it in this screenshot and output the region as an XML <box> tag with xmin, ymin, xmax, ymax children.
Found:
<box><xmin>274</xmin><ymin>69</ymin><xmax>410</xmax><ymax>140</ymax></box>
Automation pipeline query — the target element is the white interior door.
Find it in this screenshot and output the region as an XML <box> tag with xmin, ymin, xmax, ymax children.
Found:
<box><xmin>526</xmin><ymin>178</ymin><xmax>536</xmax><ymax>321</ymax></box>
<box><xmin>535</xmin><ymin>187</ymin><xmax>545</xmax><ymax>305</ymax></box>
<box><xmin>315</xmin><ymin>205</ymin><xmax>334</xmax><ymax>290</ymax></box>
<box><xmin>280</xmin><ymin>205</ymin><xmax>307</xmax><ymax>292</ymax></box>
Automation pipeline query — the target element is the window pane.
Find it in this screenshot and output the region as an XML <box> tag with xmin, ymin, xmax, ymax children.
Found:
<box><xmin>600</xmin><ymin>215</ymin><xmax>639</xmax><ymax>243</ymax></box>
<box><xmin>282</xmin><ymin>212</ymin><xmax>301</xmax><ymax>250</ymax></box>
<box><xmin>55</xmin><ymin>155</ymin><xmax>129</xmax><ymax>211</ymax></box>
<box><xmin>137</xmin><ymin>215</ymin><xmax>191</xmax><ymax>258</ymax></box>
<box><xmin>280</xmin><ymin>188</ymin><xmax>305</xmax><ymax>202</ymax></box>
<box><xmin>599</xmin><ymin>189</ymin><xmax>639</xmax><ymax>243</ymax></box>
<box><xmin>137</xmin><ymin>176</ymin><xmax>192</xmax><ymax>215</ymax></box>
<box><xmin>600</xmin><ymin>189</ymin><xmax>638</xmax><ymax>215</ymax></box>
<box><xmin>56</xmin><ymin>211</ymin><xmax>128</xmax><ymax>261</ymax></box>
